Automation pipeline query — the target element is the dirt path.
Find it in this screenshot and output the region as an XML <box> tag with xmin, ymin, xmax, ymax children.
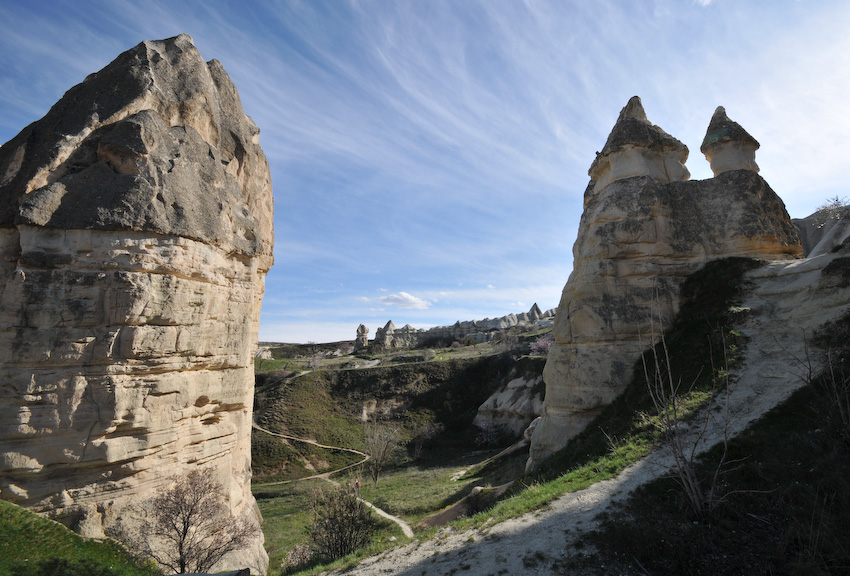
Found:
<box><xmin>251</xmin><ymin>422</ymin><xmax>414</xmax><ymax>538</ymax></box>
<box><xmin>323</xmin><ymin>253</ymin><xmax>850</xmax><ymax>575</ymax></box>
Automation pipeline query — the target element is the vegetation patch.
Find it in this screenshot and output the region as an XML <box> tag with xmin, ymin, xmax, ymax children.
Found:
<box><xmin>573</xmin><ymin>383</ymin><xmax>850</xmax><ymax>575</ymax></box>
<box><xmin>255</xmin><ymin>258</ymin><xmax>767</xmax><ymax>573</ymax></box>
<box><xmin>821</xmin><ymin>256</ymin><xmax>850</xmax><ymax>288</ymax></box>
<box><xmin>0</xmin><ymin>500</ymin><xmax>156</xmax><ymax>576</ymax></box>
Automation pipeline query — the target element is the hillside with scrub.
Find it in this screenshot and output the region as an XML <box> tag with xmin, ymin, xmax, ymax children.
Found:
<box><xmin>253</xmin><ymin>248</ymin><xmax>850</xmax><ymax>575</ymax></box>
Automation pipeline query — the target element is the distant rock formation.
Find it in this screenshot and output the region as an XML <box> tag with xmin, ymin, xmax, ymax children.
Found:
<box><xmin>0</xmin><ymin>35</ymin><xmax>272</xmax><ymax>573</ymax></box>
<box><xmin>354</xmin><ymin>323</ymin><xmax>370</xmax><ymax>351</ymax></box>
<box><xmin>473</xmin><ymin>373</ymin><xmax>544</xmax><ymax>437</ymax></box>
<box><xmin>365</xmin><ymin>304</ymin><xmax>555</xmax><ymax>351</ymax></box>
<box><xmin>528</xmin><ymin>97</ymin><xmax>802</xmax><ymax>471</ymax></box>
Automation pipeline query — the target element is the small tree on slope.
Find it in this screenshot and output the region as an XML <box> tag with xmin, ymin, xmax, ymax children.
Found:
<box><xmin>124</xmin><ymin>470</ymin><xmax>259</xmax><ymax>574</ymax></box>
<box><xmin>308</xmin><ymin>487</ymin><xmax>375</xmax><ymax>561</ymax></box>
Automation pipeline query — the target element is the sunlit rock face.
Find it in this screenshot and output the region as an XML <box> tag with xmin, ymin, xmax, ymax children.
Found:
<box><xmin>0</xmin><ymin>34</ymin><xmax>272</xmax><ymax>574</ymax></box>
<box><xmin>527</xmin><ymin>97</ymin><xmax>801</xmax><ymax>471</ymax></box>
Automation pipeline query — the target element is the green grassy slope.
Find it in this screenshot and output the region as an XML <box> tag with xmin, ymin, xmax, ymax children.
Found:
<box><xmin>0</xmin><ymin>500</ymin><xmax>156</xmax><ymax>576</ymax></box>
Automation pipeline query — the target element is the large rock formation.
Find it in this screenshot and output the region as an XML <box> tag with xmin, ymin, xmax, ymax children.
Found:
<box><xmin>528</xmin><ymin>97</ymin><xmax>801</xmax><ymax>470</ymax></box>
<box><xmin>0</xmin><ymin>35</ymin><xmax>272</xmax><ymax>573</ymax></box>
<box><xmin>354</xmin><ymin>323</ymin><xmax>370</xmax><ymax>352</ymax></box>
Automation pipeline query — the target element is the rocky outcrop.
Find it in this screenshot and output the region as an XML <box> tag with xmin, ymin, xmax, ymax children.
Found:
<box><xmin>367</xmin><ymin>304</ymin><xmax>555</xmax><ymax>351</ymax></box>
<box><xmin>528</xmin><ymin>97</ymin><xmax>802</xmax><ymax>470</ymax></box>
<box><xmin>794</xmin><ymin>207</ymin><xmax>850</xmax><ymax>258</ymax></box>
<box><xmin>588</xmin><ymin>96</ymin><xmax>690</xmax><ymax>194</ymax></box>
<box><xmin>473</xmin><ymin>374</ymin><xmax>544</xmax><ymax>437</ymax></box>
<box><xmin>354</xmin><ymin>324</ymin><xmax>369</xmax><ymax>352</ymax></box>
<box><xmin>373</xmin><ymin>320</ymin><xmax>420</xmax><ymax>350</ymax></box>
<box><xmin>0</xmin><ymin>35</ymin><xmax>272</xmax><ymax>573</ymax></box>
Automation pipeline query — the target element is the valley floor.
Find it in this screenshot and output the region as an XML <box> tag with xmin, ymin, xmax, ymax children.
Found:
<box><xmin>325</xmin><ymin>252</ymin><xmax>850</xmax><ymax>575</ymax></box>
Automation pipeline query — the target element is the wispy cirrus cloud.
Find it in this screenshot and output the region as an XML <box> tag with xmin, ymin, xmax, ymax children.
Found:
<box><xmin>3</xmin><ymin>0</ymin><xmax>849</xmax><ymax>344</ymax></box>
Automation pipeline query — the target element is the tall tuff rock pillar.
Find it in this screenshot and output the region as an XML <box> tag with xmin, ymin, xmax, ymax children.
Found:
<box><xmin>527</xmin><ymin>97</ymin><xmax>802</xmax><ymax>471</ymax></box>
<box><xmin>354</xmin><ymin>324</ymin><xmax>370</xmax><ymax>352</ymax></box>
<box><xmin>0</xmin><ymin>35</ymin><xmax>272</xmax><ymax>573</ymax></box>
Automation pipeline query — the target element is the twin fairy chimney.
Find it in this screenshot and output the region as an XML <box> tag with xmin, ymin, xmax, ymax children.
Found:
<box><xmin>588</xmin><ymin>96</ymin><xmax>759</xmax><ymax>194</ymax></box>
<box><xmin>527</xmin><ymin>96</ymin><xmax>801</xmax><ymax>471</ymax></box>
<box><xmin>0</xmin><ymin>35</ymin><xmax>272</xmax><ymax>573</ymax></box>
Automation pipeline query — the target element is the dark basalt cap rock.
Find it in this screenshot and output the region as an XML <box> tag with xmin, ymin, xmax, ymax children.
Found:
<box><xmin>589</xmin><ymin>96</ymin><xmax>688</xmax><ymax>177</ymax></box>
<box><xmin>599</xmin><ymin>96</ymin><xmax>688</xmax><ymax>156</ymax></box>
<box><xmin>0</xmin><ymin>34</ymin><xmax>273</xmax><ymax>260</ymax></box>
<box><xmin>700</xmin><ymin>106</ymin><xmax>760</xmax><ymax>153</ymax></box>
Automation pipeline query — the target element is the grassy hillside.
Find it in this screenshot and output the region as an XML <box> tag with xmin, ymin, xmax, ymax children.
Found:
<box><xmin>574</xmin><ymin>383</ymin><xmax>850</xmax><ymax>575</ymax></box>
<box><xmin>0</xmin><ymin>499</ymin><xmax>156</xmax><ymax>576</ymax></box>
<box><xmin>252</xmin><ymin>347</ymin><xmax>547</xmax><ymax>570</ymax></box>
<box><xmin>253</xmin><ymin>258</ymin><xmax>849</xmax><ymax>575</ymax></box>
<box><xmin>253</xmin><ymin>354</ymin><xmax>544</xmax><ymax>480</ymax></box>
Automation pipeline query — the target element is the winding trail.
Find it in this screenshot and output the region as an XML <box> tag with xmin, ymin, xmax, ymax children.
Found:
<box><xmin>252</xmin><ymin>421</ymin><xmax>414</xmax><ymax>538</ymax></box>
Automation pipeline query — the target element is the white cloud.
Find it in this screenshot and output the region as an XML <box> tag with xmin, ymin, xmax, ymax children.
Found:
<box><xmin>694</xmin><ymin>0</ymin><xmax>713</xmax><ymax>6</ymax></box>
<box><xmin>376</xmin><ymin>292</ymin><xmax>432</xmax><ymax>310</ymax></box>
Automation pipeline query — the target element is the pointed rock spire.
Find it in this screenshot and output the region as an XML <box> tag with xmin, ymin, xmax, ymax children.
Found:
<box><xmin>700</xmin><ymin>106</ymin><xmax>760</xmax><ymax>176</ymax></box>
<box><xmin>588</xmin><ymin>96</ymin><xmax>689</xmax><ymax>194</ymax></box>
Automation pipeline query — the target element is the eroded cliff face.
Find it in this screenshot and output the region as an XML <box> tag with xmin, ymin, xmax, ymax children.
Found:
<box><xmin>528</xmin><ymin>97</ymin><xmax>801</xmax><ymax>470</ymax></box>
<box><xmin>0</xmin><ymin>35</ymin><xmax>272</xmax><ymax>573</ymax></box>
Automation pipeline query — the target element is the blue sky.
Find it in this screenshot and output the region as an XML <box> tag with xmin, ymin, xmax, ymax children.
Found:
<box><xmin>2</xmin><ymin>1</ymin><xmax>848</xmax><ymax>343</ymax></box>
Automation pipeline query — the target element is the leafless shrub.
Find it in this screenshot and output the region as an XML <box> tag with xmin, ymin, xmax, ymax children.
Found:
<box><xmin>364</xmin><ymin>419</ymin><xmax>400</xmax><ymax>483</ymax></box>
<box><xmin>814</xmin><ymin>196</ymin><xmax>850</xmax><ymax>228</ymax></box>
<box><xmin>308</xmin><ymin>487</ymin><xmax>375</xmax><ymax>561</ymax></box>
<box><xmin>789</xmin><ymin>332</ymin><xmax>850</xmax><ymax>447</ymax></box>
<box><xmin>410</xmin><ymin>421</ymin><xmax>444</xmax><ymax>461</ymax></box>
<box><xmin>474</xmin><ymin>421</ymin><xmax>512</xmax><ymax>448</ymax></box>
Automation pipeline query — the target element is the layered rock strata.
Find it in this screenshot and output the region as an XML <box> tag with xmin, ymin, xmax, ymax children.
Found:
<box><xmin>528</xmin><ymin>97</ymin><xmax>801</xmax><ymax>470</ymax></box>
<box><xmin>0</xmin><ymin>35</ymin><xmax>272</xmax><ymax>573</ymax></box>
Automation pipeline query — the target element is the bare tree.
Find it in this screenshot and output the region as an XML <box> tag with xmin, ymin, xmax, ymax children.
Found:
<box><xmin>364</xmin><ymin>420</ymin><xmax>400</xmax><ymax>484</ymax></box>
<box><xmin>124</xmin><ymin>470</ymin><xmax>259</xmax><ymax>574</ymax></box>
<box><xmin>410</xmin><ymin>421</ymin><xmax>444</xmax><ymax>461</ymax></box>
<box><xmin>308</xmin><ymin>487</ymin><xmax>375</xmax><ymax>561</ymax></box>
<box><xmin>495</xmin><ymin>330</ymin><xmax>518</xmax><ymax>353</ymax></box>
